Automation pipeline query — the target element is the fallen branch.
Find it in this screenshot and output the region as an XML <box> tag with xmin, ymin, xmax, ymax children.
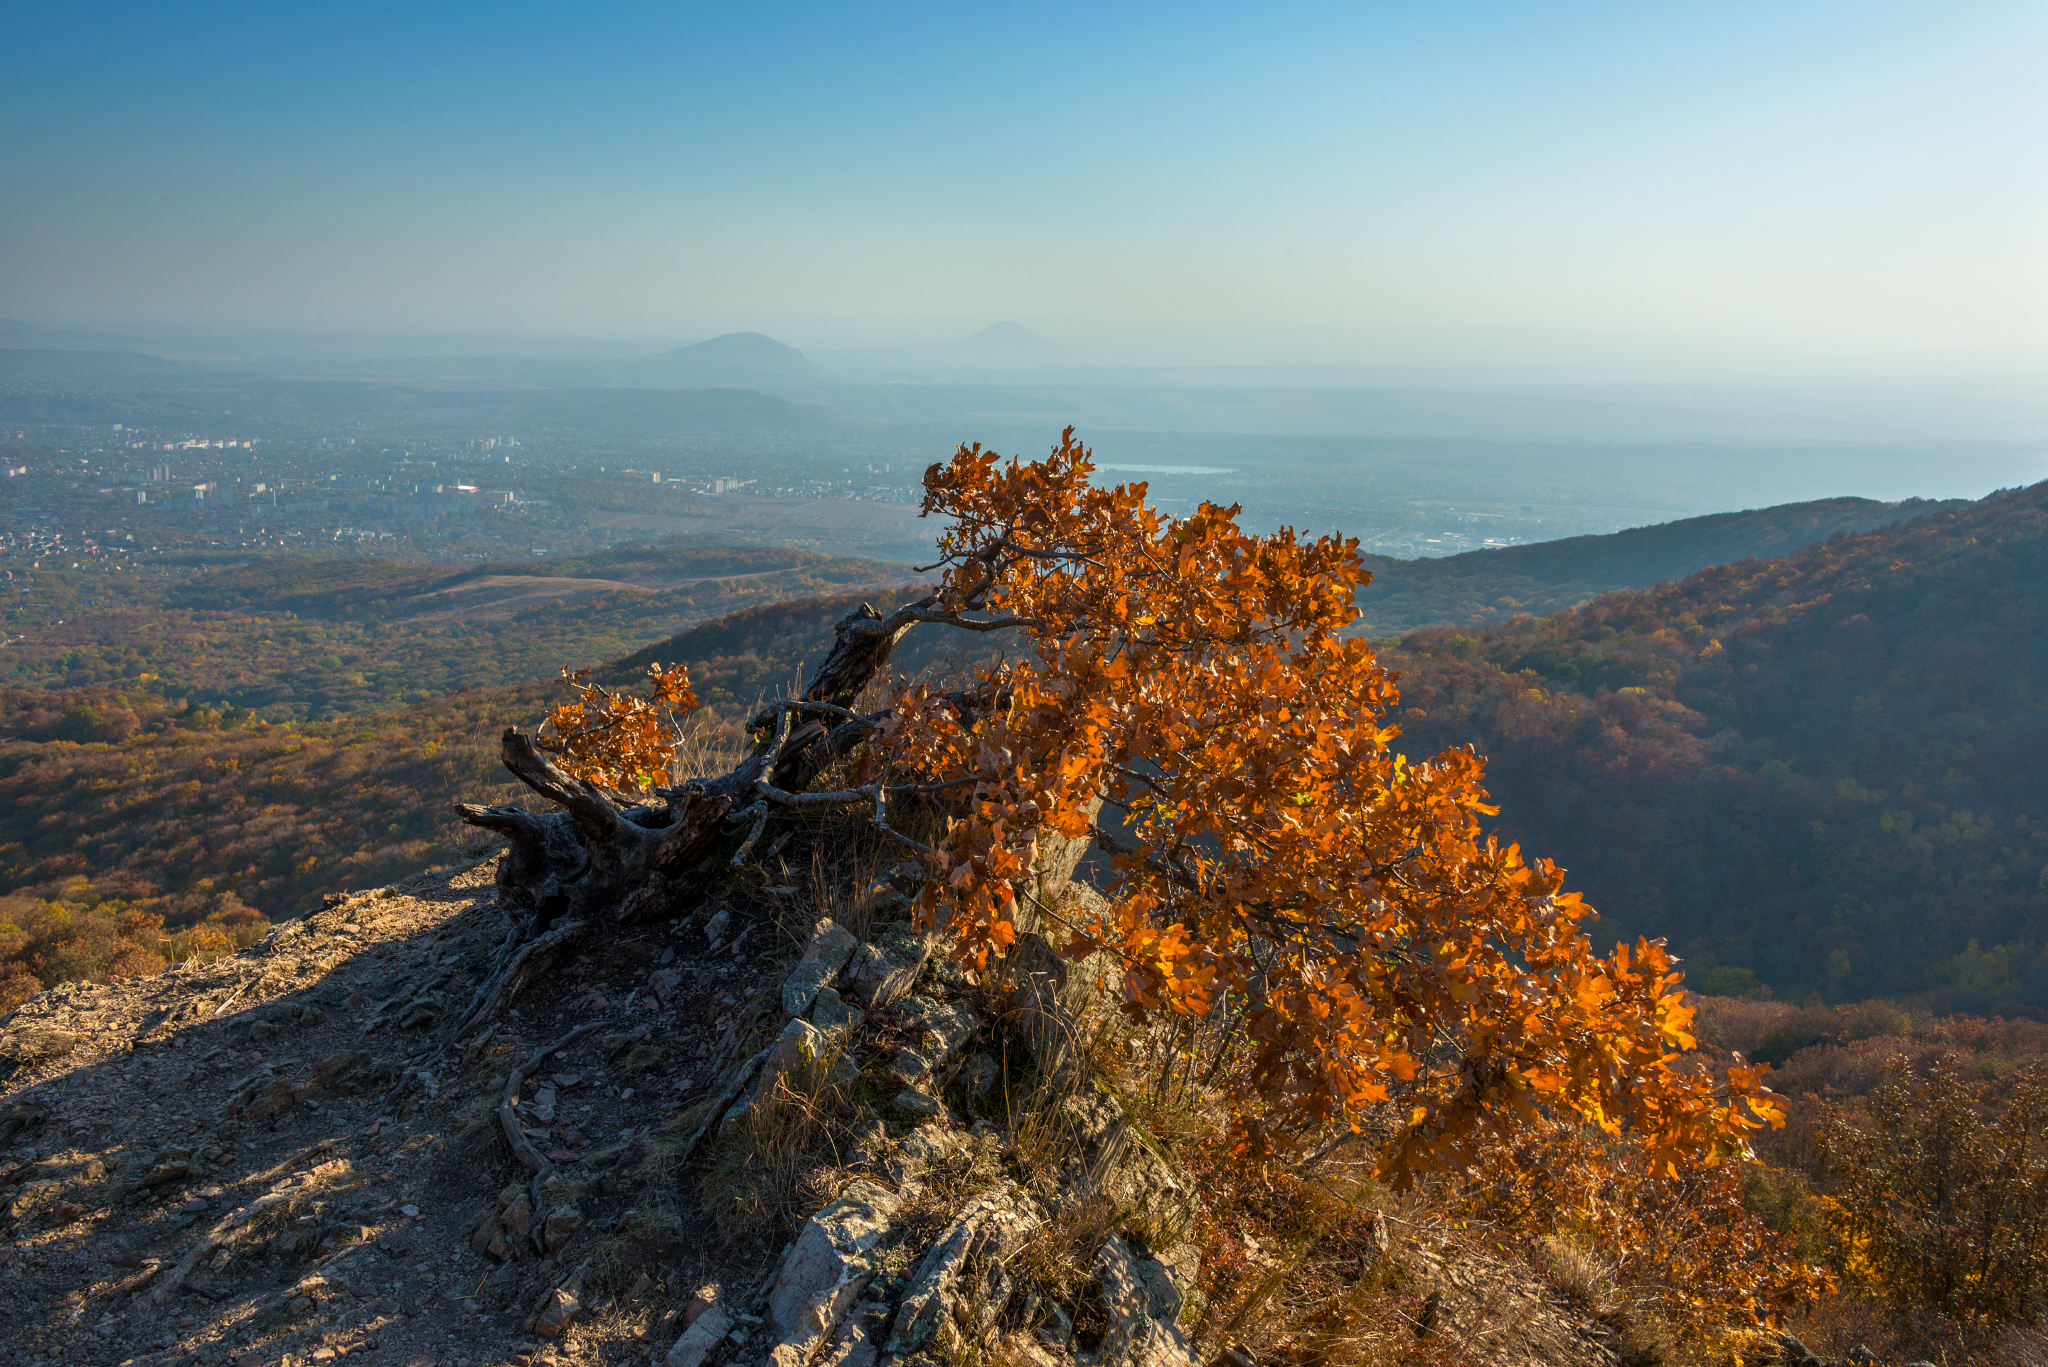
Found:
<box><xmin>210</xmin><ymin>976</ymin><xmax>255</xmax><ymax>1019</ymax></box>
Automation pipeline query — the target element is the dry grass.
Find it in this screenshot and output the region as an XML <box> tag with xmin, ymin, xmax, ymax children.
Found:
<box><xmin>1539</xmin><ymin>1235</ymin><xmax>1622</xmax><ymax>1319</ymax></box>
<box><xmin>617</xmin><ymin>1043</ymin><xmax>667</xmax><ymax>1075</ymax></box>
<box><xmin>1780</xmin><ymin>1287</ymin><xmax>2048</xmax><ymax>1367</ymax></box>
<box><xmin>668</xmin><ymin>710</ymin><xmax>749</xmax><ymax>785</ymax></box>
<box><xmin>802</xmin><ymin>829</ymin><xmax>889</xmax><ymax>946</ymax></box>
<box><xmin>1013</xmin><ymin>1188</ymin><xmax>1126</xmax><ymax>1302</ymax></box>
<box><xmin>699</xmin><ymin>1040</ymin><xmax>858</xmax><ymax>1238</ymax></box>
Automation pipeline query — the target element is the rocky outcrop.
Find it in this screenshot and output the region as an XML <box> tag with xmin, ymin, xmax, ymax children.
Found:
<box><xmin>765</xmin><ymin>1178</ymin><xmax>901</xmax><ymax>1367</ymax></box>
<box><xmin>0</xmin><ymin>828</ymin><xmax>1222</xmax><ymax>1367</ymax></box>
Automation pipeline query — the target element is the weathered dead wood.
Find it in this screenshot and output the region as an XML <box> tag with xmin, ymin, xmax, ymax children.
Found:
<box><xmin>498</xmin><ymin>1022</ymin><xmax>606</xmax><ymax>1174</ymax></box>
<box><xmin>454</xmin><ymin>594</ymin><xmax>1031</xmax><ymax>1010</ymax></box>
<box><xmin>462</xmin><ymin>598</ymin><xmax>973</xmax><ymax>923</ymax></box>
<box><xmin>456</xmin><ymin>730</ymin><xmax>737</xmax><ymax>925</ymax></box>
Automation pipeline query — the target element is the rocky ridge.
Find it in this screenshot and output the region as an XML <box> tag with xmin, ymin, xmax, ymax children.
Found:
<box><xmin>0</xmin><ymin>842</ymin><xmax>1654</xmax><ymax>1367</ymax></box>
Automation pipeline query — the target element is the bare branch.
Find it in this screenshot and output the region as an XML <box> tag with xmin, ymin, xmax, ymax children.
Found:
<box><xmin>726</xmin><ymin>801</ymin><xmax>770</xmax><ymax>868</ymax></box>
<box><xmin>496</xmin><ymin>727</ymin><xmax>620</xmax><ymax>844</ymax></box>
<box><xmin>744</xmin><ymin>697</ymin><xmax>883</xmax><ymax>733</ymax></box>
<box><xmin>872</xmin><ymin>788</ymin><xmax>932</xmax><ymax>855</ymax></box>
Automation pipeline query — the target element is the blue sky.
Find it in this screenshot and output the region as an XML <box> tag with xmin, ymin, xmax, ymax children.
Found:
<box><xmin>2</xmin><ymin>2</ymin><xmax>2043</xmax><ymax>367</ymax></box>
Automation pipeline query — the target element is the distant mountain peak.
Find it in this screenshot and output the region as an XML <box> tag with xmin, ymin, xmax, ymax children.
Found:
<box><xmin>661</xmin><ymin>331</ymin><xmax>812</xmax><ymax>364</ymax></box>
<box><xmin>632</xmin><ymin>331</ymin><xmax>824</xmax><ymax>390</ymax></box>
<box><xmin>667</xmin><ymin>327</ymin><xmax>802</xmax><ymax>356</ymax></box>
<box><xmin>954</xmin><ymin>321</ymin><xmax>1063</xmax><ymax>360</ymax></box>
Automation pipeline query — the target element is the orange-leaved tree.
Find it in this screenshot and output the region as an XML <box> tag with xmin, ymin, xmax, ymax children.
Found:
<box><xmin>537</xmin><ymin>429</ymin><xmax>1780</xmax><ymax>1178</ymax></box>
<box><xmin>857</xmin><ymin>429</ymin><xmax>1779</xmax><ymax>1173</ymax></box>
<box><xmin>536</xmin><ymin>663</ymin><xmax>698</xmax><ymax>793</ymax></box>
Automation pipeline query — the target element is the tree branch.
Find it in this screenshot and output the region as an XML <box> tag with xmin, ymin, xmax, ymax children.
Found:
<box><xmin>497</xmin><ymin>728</ymin><xmax>620</xmax><ymax>844</ymax></box>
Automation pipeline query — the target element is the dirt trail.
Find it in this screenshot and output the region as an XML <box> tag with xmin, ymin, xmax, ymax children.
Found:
<box><xmin>0</xmin><ymin>857</ymin><xmax>788</xmax><ymax>1367</ymax></box>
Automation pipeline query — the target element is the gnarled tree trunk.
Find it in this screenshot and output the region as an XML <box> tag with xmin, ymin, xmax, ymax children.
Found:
<box><xmin>457</xmin><ymin>600</ymin><xmax>919</xmax><ymax>929</ymax></box>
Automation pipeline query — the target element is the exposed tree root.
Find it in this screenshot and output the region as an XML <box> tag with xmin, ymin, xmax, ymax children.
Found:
<box><xmin>451</xmin><ymin>918</ymin><xmax>591</xmax><ymax>1050</ymax></box>
<box><xmin>497</xmin><ymin>1022</ymin><xmax>608</xmax><ymax>1175</ymax></box>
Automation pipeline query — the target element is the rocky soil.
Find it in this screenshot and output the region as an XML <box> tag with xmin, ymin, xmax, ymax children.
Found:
<box><xmin>0</xmin><ymin>847</ymin><xmax>1639</xmax><ymax>1367</ymax></box>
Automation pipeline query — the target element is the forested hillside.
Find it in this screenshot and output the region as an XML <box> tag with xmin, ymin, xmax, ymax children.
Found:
<box><xmin>6</xmin><ymin>485</ymin><xmax>2040</xmax><ymax>1020</ymax></box>
<box><xmin>1355</xmin><ymin>494</ymin><xmax>1962</xmax><ymax>635</ymax></box>
<box><xmin>0</xmin><ymin>683</ymin><xmax>547</xmax><ymax>903</ymax></box>
<box><xmin>1384</xmin><ymin>481</ymin><xmax>2048</xmax><ymax>1009</ymax></box>
<box><xmin>3</xmin><ymin>542</ymin><xmax>918</xmax><ymax>716</ymax></box>
<box><xmin>0</xmin><ymin>581</ymin><xmax>971</xmax><ymax>1007</ymax></box>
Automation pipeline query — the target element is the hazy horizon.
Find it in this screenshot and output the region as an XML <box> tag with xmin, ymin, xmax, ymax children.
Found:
<box><xmin>5</xmin><ymin>3</ymin><xmax>2044</xmax><ymax>380</ymax></box>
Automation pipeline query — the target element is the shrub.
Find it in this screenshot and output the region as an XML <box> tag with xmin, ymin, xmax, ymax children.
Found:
<box><xmin>0</xmin><ymin>893</ymin><xmax>267</xmax><ymax>1009</ymax></box>
<box><xmin>1815</xmin><ymin>1053</ymin><xmax>2048</xmax><ymax>1328</ymax></box>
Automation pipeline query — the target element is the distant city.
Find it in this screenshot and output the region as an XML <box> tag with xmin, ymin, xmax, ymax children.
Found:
<box><xmin>0</xmin><ymin>415</ymin><xmax>1682</xmax><ymax>598</ymax></box>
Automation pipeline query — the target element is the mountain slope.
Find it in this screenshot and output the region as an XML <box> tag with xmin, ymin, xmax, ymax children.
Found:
<box><xmin>1383</xmin><ymin>482</ymin><xmax>2048</xmax><ymax>1009</ymax></box>
<box><xmin>1354</xmin><ymin>494</ymin><xmax>1967</xmax><ymax>635</ymax></box>
<box><xmin>611</xmin><ymin>330</ymin><xmax>828</xmax><ymax>391</ymax></box>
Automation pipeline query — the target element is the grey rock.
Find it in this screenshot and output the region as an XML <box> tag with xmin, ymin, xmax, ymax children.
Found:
<box><xmin>1096</xmin><ymin>1235</ymin><xmax>1199</xmax><ymax>1367</ymax></box>
<box><xmin>882</xmin><ymin>861</ymin><xmax>927</xmax><ymax>894</ymax></box>
<box><xmin>862</xmin><ymin>884</ymin><xmax>912</xmax><ymax>920</ymax></box>
<box><xmin>683</xmin><ymin>1283</ymin><xmax>721</xmax><ymax>1326</ymax></box>
<box><xmin>666</xmin><ymin>1304</ymin><xmax>733</xmax><ymax>1367</ymax></box>
<box><xmin>885</xmin><ymin>1186</ymin><xmax>1039</xmax><ymax>1356</ymax></box>
<box><xmin>725</xmin><ymin>1018</ymin><xmax>844</xmax><ymax>1134</ymax></box>
<box><xmin>1134</xmin><ymin>1256</ymin><xmax>1186</xmax><ymax>1324</ymax></box>
<box><xmin>845</xmin><ymin>1107</ymin><xmax>889</xmax><ymax>1168</ymax></box>
<box><xmin>889</xmin><ymin>995</ymin><xmax>979</xmax><ymax>1083</ymax></box>
<box><xmin>783</xmin><ymin>920</ymin><xmax>860</xmax><ymax>1018</ymax></box>
<box><xmin>1772</xmin><ymin>1335</ymin><xmax>1812</xmax><ymax>1363</ymax></box>
<box><xmin>809</xmin><ymin>985</ymin><xmax>865</xmax><ymax>1032</ymax></box>
<box><xmin>960</xmin><ymin>1053</ymin><xmax>1000</xmax><ymax>1099</ymax></box>
<box><xmin>765</xmin><ymin>1178</ymin><xmax>900</xmax><ymax>1367</ymax></box>
<box><xmin>527</xmin><ymin>1086</ymin><xmax>558</xmax><ymax>1125</ymax></box>
<box><xmin>530</xmin><ymin>1259</ymin><xmax>594</xmax><ymax>1340</ymax></box>
<box><xmin>843</xmin><ymin>925</ymin><xmax>932</xmax><ymax>1010</ymax></box>
<box><xmin>1034</xmin><ymin>1089</ymin><xmax>1194</xmax><ymax>1241</ymax></box>
<box><xmin>887</xmin><ymin>1122</ymin><xmax>955</xmax><ymax>1184</ymax></box>
<box><xmin>813</xmin><ymin>1297</ymin><xmax>889</xmax><ymax>1367</ymax></box>
<box><xmin>893</xmin><ymin>1088</ymin><xmax>945</xmax><ymax>1118</ymax></box>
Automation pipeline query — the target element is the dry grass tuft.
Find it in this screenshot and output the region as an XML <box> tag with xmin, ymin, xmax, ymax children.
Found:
<box><xmin>1539</xmin><ymin>1235</ymin><xmax>1623</xmax><ymax>1318</ymax></box>
<box><xmin>699</xmin><ymin>1041</ymin><xmax>858</xmax><ymax>1238</ymax></box>
<box><xmin>669</xmin><ymin>711</ymin><xmax>749</xmax><ymax>784</ymax></box>
<box><xmin>617</xmin><ymin>1043</ymin><xmax>667</xmax><ymax>1075</ymax></box>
